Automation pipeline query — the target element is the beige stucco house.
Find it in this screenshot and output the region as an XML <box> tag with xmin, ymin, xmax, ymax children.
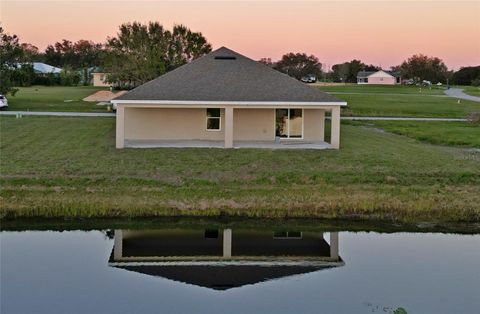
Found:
<box><xmin>112</xmin><ymin>47</ymin><xmax>346</xmax><ymax>149</ymax></box>
<box><xmin>92</xmin><ymin>71</ymin><xmax>110</xmax><ymax>87</ymax></box>
<box><xmin>357</xmin><ymin>70</ymin><xmax>401</xmax><ymax>85</ymax></box>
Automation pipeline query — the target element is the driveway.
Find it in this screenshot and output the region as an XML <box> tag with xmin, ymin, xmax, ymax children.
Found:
<box><xmin>444</xmin><ymin>88</ymin><xmax>480</xmax><ymax>102</ymax></box>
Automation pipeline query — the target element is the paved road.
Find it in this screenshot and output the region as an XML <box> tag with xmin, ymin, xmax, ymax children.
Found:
<box><xmin>444</xmin><ymin>88</ymin><xmax>480</xmax><ymax>102</ymax></box>
<box><xmin>0</xmin><ymin>111</ymin><xmax>116</xmax><ymax>117</ymax></box>
<box><xmin>1</xmin><ymin>110</ymin><xmax>466</xmax><ymax>121</ymax></box>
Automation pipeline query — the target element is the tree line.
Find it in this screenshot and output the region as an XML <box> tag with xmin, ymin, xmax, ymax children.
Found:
<box><xmin>1</xmin><ymin>23</ymin><xmax>479</xmax><ymax>96</ymax></box>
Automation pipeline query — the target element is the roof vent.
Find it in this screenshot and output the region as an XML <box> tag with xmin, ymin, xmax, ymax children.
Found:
<box><xmin>214</xmin><ymin>56</ymin><xmax>236</xmax><ymax>60</ymax></box>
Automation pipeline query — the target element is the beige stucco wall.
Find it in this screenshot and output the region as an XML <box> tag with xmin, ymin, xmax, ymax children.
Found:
<box><xmin>121</xmin><ymin>106</ymin><xmax>327</xmax><ymax>143</ymax></box>
<box><xmin>233</xmin><ymin>109</ymin><xmax>274</xmax><ymax>141</ymax></box>
<box><xmin>124</xmin><ymin>107</ymin><xmax>225</xmax><ymax>141</ymax></box>
<box><xmin>304</xmin><ymin>109</ymin><xmax>325</xmax><ymax>141</ymax></box>
<box><xmin>92</xmin><ymin>73</ymin><xmax>110</xmax><ymax>87</ymax></box>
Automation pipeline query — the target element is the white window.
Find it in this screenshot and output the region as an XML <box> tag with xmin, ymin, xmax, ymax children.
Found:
<box><xmin>206</xmin><ymin>108</ymin><xmax>221</xmax><ymax>131</ymax></box>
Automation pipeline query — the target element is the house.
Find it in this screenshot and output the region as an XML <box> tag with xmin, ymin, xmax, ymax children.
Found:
<box><xmin>18</xmin><ymin>62</ymin><xmax>62</xmax><ymax>75</ymax></box>
<box><xmin>91</xmin><ymin>68</ymin><xmax>110</xmax><ymax>87</ymax></box>
<box><xmin>108</xmin><ymin>228</ymin><xmax>343</xmax><ymax>290</ymax></box>
<box><xmin>357</xmin><ymin>70</ymin><xmax>401</xmax><ymax>85</ymax></box>
<box><xmin>111</xmin><ymin>47</ymin><xmax>346</xmax><ymax>149</ymax></box>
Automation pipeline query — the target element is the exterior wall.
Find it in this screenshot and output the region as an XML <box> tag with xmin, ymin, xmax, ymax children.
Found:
<box><xmin>367</xmin><ymin>76</ymin><xmax>396</xmax><ymax>85</ymax></box>
<box><xmin>233</xmin><ymin>109</ymin><xmax>274</xmax><ymax>141</ymax></box>
<box><xmin>92</xmin><ymin>73</ymin><xmax>110</xmax><ymax>87</ymax></box>
<box><xmin>304</xmin><ymin>109</ymin><xmax>325</xmax><ymax>141</ymax></box>
<box><xmin>124</xmin><ymin>107</ymin><xmax>225</xmax><ymax>141</ymax></box>
<box><xmin>366</xmin><ymin>71</ymin><xmax>396</xmax><ymax>85</ymax></box>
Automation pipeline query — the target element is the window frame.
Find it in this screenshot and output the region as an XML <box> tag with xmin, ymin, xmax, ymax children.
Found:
<box><xmin>206</xmin><ymin>108</ymin><xmax>221</xmax><ymax>131</ymax></box>
<box><xmin>275</xmin><ymin>108</ymin><xmax>304</xmax><ymax>139</ymax></box>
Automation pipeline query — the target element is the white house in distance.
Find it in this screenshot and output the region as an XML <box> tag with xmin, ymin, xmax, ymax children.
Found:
<box><xmin>18</xmin><ymin>62</ymin><xmax>62</xmax><ymax>74</ymax></box>
<box><xmin>111</xmin><ymin>47</ymin><xmax>346</xmax><ymax>150</ymax></box>
<box><xmin>357</xmin><ymin>70</ymin><xmax>401</xmax><ymax>85</ymax></box>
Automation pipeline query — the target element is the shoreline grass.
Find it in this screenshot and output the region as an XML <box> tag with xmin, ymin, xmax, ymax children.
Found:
<box><xmin>1</xmin><ymin>116</ymin><xmax>479</xmax><ymax>223</ymax></box>
<box><xmin>2</xmin><ymin>217</ymin><xmax>479</xmax><ymax>234</ymax></box>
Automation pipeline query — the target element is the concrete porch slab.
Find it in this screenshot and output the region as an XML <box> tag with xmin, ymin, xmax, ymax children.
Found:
<box><xmin>124</xmin><ymin>140</ymin><xmax>332</xmax><ymax>149</ymax></box>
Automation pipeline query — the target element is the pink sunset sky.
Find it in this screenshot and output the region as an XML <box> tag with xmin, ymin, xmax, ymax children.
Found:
<box><xmin>1</xmin><ymin>0</ymin><xmax>479</xmax><ymax>69</ymax></box>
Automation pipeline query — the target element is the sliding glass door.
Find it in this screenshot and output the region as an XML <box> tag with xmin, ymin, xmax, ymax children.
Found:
<box><xmin>275</xmin><ymin>109</ymin><xmax>303</xmax><ymax>138</ymax></box>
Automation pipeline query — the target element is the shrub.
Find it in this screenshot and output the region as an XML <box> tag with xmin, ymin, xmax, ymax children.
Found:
<box><xmin>471</xmin><ymin>78</ymin><xmax>480</xmax><ymax>87</ymax></box>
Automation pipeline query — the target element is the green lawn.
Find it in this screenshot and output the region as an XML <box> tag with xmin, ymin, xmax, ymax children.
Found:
<box><xmin>336</xmin><ymin>93</ymin><xmax>480</xmax><ymax>117</ymax></box>
<box><xmin>317</xmin><ymin>84</ymin><xmax>445</xmax><ymax>95</ymax></box>
<box><xmin>7</xmin><ymin>86</ymin><xmax>110</xmax><ymax>112</ymax></box>
<box><xmin>460</xmin><ymin>85</ymin><xmax>480</xmax><ymax>97</ymax></box>
<box><xmin>316</xmin><ymin>84</ymin><xmax>480</xmax><ymax>117</ymax></box>
<box><xmin>347</xmin><ymin>120</ymin><xmax>480</xmax><ymax>147</ymax></box>
<box><xmin>1</xmin><ymin>116</ymin><xmax>479</xmax><ymax>222</ymax></box>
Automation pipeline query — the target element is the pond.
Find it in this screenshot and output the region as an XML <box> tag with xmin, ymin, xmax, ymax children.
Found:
<box><xmin>1</xmin><ymin>223</ymin><xmax>479</xmax><ymax>314</ymax></box>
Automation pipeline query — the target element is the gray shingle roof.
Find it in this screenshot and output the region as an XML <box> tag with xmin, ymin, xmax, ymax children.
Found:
<box><xmin>115</xmin><ymin>47</ymin><xmax>342</xmax><ymax>103</ymax></box>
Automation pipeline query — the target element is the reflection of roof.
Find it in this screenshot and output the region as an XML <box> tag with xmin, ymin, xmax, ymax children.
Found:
<box><xmin>115</xmin><ymin>47</ymin><xmax>343</xmax><ymax>103</ymax></box>
<box><xmin>110</xmin><ymin>264</ymin><xmax>340</xmax><ymax>290</ymax></box>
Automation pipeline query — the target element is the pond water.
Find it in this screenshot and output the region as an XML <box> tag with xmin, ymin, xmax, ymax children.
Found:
<box><xmin>1</xmin><ymin>226</ymin><xmax>479</xmax><ymax>314</ymax></box>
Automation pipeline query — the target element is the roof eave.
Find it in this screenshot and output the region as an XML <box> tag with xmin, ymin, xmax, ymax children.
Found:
<box><xmin>111</xmin><ymin>100</ymin><xmax>347</xmax><ymax>107</ymax></box>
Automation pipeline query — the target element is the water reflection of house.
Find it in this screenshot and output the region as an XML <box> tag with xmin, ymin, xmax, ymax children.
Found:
<box><xmin>108</xmin><ymin>229</ymin><xmax>344</xmax><ymax>290</ymax></box>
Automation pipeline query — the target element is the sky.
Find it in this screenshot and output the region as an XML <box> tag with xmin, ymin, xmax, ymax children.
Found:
<box><xmin>1</xmin><ymin>0</ymin><xmax>479</xmax><ymax>69</ymax></box>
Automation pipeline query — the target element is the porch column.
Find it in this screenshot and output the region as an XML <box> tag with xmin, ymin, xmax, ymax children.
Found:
<box><xmin>330</xmin><ymin>232</ymin><xmax>339</xmax><ymax>261</ymax></box>
<box><xmin>330</xmin><ymin>106</ymin><xmax>340</xmax><ymax>149</ymax></box>
<box><xmin>223</xmin><ymin>229</ymin><xmax>232</xmax><ymax>258</ymax></box>
<box><xmin>319</xmin><ymin>109</ymin><xmax>325</xmax><ymax>142</ymax></box>
<box><xmin>224</xmin><ymin>107</ymin><xmax>234</xmax><ymax>148</ymax></box>
<box><xmin>116</xmin><ymin>105</ymin><xmax>125</xmax><ymax>149</ymax></box>
<box><xmin>114</xmin><ymin>229</ymin><xmax>123</xmax><ymax>260</ymax></box>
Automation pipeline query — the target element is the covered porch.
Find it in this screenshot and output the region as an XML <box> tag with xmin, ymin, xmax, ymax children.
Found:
<box><xmin>115</xmin><ymin>104</ymin><xmax>342</xmax><ymax>149</ymax></box>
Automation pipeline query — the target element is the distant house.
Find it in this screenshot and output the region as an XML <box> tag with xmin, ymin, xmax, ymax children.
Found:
<box><xmin>357</xmin><ymin>70</ymin><xmax>401</xmax><ymax>85</ymax></box>
<box><xmin>91</xmin><ymin>68</ymin><xmax>110</xmax><ymax>87</ymax></box>
<box><xmin>111</xmin><ymin>47</ymin><xmax>346</xmax><ymax>150</ymax></box>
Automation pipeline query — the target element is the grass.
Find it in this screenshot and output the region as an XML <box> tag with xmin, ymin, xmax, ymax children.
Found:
<box><xmin>317</xmin><ymin>84</ymin><xmax>446</xmax><ymax>95</ymax></box>
<box><xmin>336</xmin><ymin>93</ymin><xmax>479</xmax><ymax>117</ymax></box>
<box><xmin>315</xmin><ymin>84</ymin><xmax>480</xmax><ymax>117</ymax></box>
<box><xmin>347</xmin><ymin>120</ymin><xmax>480</xmax><ymax>147</ymax></box>
<box><xmin>1</xmin><ymin>116</ymin><xmax>479</xmax><ymax>222</ymax></box>
<box><xmin>7</xmin><ymin>86</ymin><xmax>110</xmax><ymax>112</ymax></box>
<box><xmin>459</xmin><ymin>85</ymin><xmax>480</xmax><ymax>97</ymax></box>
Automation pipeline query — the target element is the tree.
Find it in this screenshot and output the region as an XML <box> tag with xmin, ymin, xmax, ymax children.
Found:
<box><xmin>104</xmin><ymin>22</ymin><xmax>211</xmax><ymax>88</ymax></box>
<box><xmin>0</xmin><ymin>27</ymin><xmax>24</xmax><ymax>95</ymax></box>
<box><xmin>398</xmin><ymin>54</ymin><xmax>448</xmax><ymax>83</ymax></box>
<box><xmin>20</xmin><ymin>43</ymin><xmax>40</xmax><ymax>62</ymax></box>
<box><xmin>274</xmin><ymin>53</ymin><xmax>322</xmax><ymax>80</ymax></box>
<box><xmin>452</xmin><ymin>66</ymin><xmax>480</xmax><ymax>85</ymax></box>
<box><xmin>258</xmin><ymin>58</ymin><xmax>274</xmax><ymax>67</ymax></box>
<box><xmin>330</xmin><ymin>60</ymin><xmax>380</xmax><ymax>83</ymax></box>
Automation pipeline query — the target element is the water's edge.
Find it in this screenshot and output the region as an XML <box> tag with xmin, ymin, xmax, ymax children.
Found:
<box><xmin>2</xmin><ymin>217</ymin><xmax>479</xmax><ymax>234</ymax></box>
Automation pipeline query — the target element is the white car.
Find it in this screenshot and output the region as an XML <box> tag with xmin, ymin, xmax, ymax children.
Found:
<box><xmin>0</xmin><ymin>94</ymin><xmax>8</xmax><ymax>110</ymax></box>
